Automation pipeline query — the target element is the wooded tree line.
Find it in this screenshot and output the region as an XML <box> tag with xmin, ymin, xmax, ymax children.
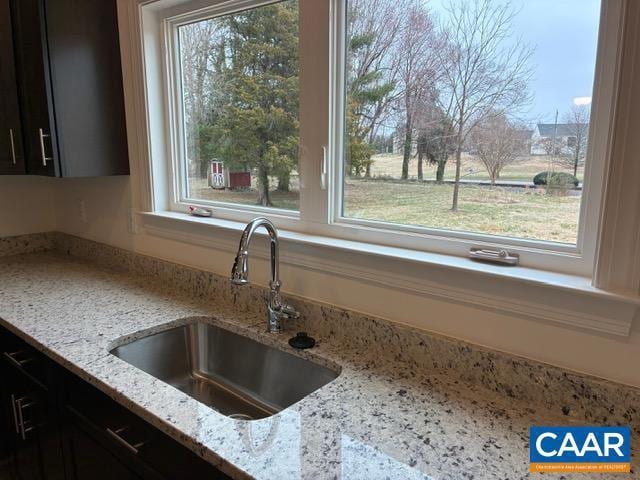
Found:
<box><xmin>181</xmin><ymin>0</ymin><xmax>588</xmax><ymax>210</ymax></box>
<box><xmin>346</xmin><ymin>0</ymin><xmax>534</xmax><ymax>210</ymax></box>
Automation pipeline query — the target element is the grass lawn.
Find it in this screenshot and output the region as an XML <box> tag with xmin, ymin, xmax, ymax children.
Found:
<box><xmin>344</xmin><ymin>178</ymin><xmax>581</xmax><ymax>244</ymax></box>
<box><xmin>188</xmin><ymin>177</ymin><xmax>301</xmax><ymax>211</ymax></box>
<box><xmin>369</xmin><ymin>153</ymin><xmax>585</xmax><ymax>183</ymax></box>
<box><xmin>187</xmin><ymin>151</ymin><xmax>583</xmax><ymax>245</ymax></box>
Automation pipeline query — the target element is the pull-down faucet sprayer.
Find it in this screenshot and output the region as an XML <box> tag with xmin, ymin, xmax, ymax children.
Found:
<box><xmin>231</xmin><ymin>218</ymin><xmax>299</xmax><ymax>333</ymax></box>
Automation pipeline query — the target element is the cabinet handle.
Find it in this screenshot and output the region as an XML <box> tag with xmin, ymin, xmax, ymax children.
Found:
<box><xmin>106</xmin><ymin>427</ymin><xmax>145</xmax><ymax>455</ymax></box>
<box><xmin>13</xmin><ymin>395</ymin><xmax>36</xmax><ymax>440</ymax></box>
<box><xmin>38</xmin><ymin>128</ymin><xmax>52</xmax><ymax>167</ymax></box>
<box><xmin>10</xmin><ymin>394</ymin><xmax>20</xmax><ymax>434</ymax></box>
<box><xmin>9</xmin><ymin>129</ymin><xmax>16</xmax><ymax>165</ymax></box>
<box><xmin>3</xmin><ymin>351</ymin><xmax>33</xmax><ymax>369</ymax></box>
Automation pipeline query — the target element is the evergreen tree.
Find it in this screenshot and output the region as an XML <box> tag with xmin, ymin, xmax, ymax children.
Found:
<box><xmin>416</xmin><ymin>117</ymin><xmax>457</xmax><ymax>182</ymax></box>
<box><xmin>209</xmin><ymin>1</ymin><xmax>299</xmax><ymax>206</ymax></box>
<box><xmin>346</xmin><ymin>28</ymin><xmax>396</xmax><ymax>177</ymax></box>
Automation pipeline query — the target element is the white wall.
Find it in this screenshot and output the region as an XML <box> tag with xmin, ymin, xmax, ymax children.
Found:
<box><xmin>54</xmin><ymin>176</ymin><xmax>134</xmax><ymax>251</ymax></box>
<box><xmin>0</xmin><ymin>176</ymin><xmax>58</xmax><ymax>236</ymax></box>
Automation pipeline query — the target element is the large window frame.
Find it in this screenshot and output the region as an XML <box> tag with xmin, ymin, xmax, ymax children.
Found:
<box><xmin>328</xmin><ymin>0</ymin><xmax>625</xmax><ymax>277</ymax></box>
<box><xmin>142</xmin><ymin>0</ymin><xmax>626</xmax><ymax>277</ymax></box>
<box><xmin>163</xmin><ymin>0</ymin><xmax>305</xmax><ymax>224</ymax></box>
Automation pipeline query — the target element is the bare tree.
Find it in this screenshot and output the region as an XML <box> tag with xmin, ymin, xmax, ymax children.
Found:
<box><xmin>542</xmin><ymin>136</ymin><xmax>561</xmax><ymax>157</ymax></box>
<box><xmin>561</xmin><ymin>104</ymin><xmax>590</xmax><ymax>177</ymax></box>
<box><xmin>471</xmin><ymin>113</ymin><xmax>527</xmax><ymax>185</ymax></box>
<box><xmin>179</xmin><ymin>20</ymin><xmax>224</xmax><ymax>177</ymax></box>
<box><xmin>435</xmin><ymin>0</ymin><xmax>533</xmax><ymax>211</ymax></box>
<box><xmin>395</xmin><ymin>2</ymin><xmax>440</xmax><ymax>180</ymax></box>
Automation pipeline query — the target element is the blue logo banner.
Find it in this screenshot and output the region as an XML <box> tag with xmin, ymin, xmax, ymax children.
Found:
<box><xmin>530</xmin><ymin>426</ymin><xmax>631</xmax><ymax>473</ymax></box>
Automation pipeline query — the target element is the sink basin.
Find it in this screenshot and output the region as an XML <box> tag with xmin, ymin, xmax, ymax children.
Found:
<box><xmin>110</xmin><ymin>323</ymin><xmax>339</xmax><ymax>420</ymax></box>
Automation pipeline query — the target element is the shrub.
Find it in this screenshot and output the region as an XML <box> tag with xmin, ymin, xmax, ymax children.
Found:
<box><xmin>533</xmin><ymin>171</ymin><xmax>579</xmax><ymax>188</ymax></box>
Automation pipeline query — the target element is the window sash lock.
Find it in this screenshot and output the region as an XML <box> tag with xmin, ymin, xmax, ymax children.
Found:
<box><xmin>469</xmin><ymin>248</ymin><xmax>520</xmax><ymax>266</ymax></box>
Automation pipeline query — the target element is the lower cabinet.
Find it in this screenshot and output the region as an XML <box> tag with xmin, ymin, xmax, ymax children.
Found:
<box><xmin>0</xmin><ymin>330</ymin><xmax>65</xmax><ymax>480</ymax></box>
<box><xmin>0</xmin><ymin>326</ymin><xmax>230</xmax><ymax>480</ymax></box>
<box><xmin>65</xmin><ymin>421</ymin><xmax>140</xmax><ymax>480</ymax></box>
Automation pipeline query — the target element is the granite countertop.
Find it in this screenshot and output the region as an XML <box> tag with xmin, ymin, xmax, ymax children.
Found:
<box><xmin>0</xmin><ymin>245</ymin><xmax>638</xmax><ymax>479</ymax></box>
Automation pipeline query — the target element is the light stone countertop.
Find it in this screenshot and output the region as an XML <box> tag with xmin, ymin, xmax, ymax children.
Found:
<box><xmin>0</xmin><ymin>239</ymin><xmax>638</xmax><ymax>480</ymax></box>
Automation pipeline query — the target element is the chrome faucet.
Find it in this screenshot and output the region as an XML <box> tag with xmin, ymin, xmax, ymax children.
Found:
<box><xmin>231</xmin><ymin>218</ymin><xmax>299</xmax><ymax>333</ymax></box>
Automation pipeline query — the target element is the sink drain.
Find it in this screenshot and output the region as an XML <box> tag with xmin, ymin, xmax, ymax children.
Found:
<box><xmin>229</xmin><ymin>413</ymin><xmax>254</xmax><ymax>421</ymax></box>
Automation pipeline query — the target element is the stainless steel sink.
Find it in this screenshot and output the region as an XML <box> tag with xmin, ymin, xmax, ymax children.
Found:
<box><xmin>110</xmin><ymin>323</ymin><xmax>339</xmax><ymax>420</ymax></box>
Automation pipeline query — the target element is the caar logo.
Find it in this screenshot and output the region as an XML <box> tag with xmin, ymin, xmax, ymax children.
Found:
<box><xmin>530</xmin><ymin>426</ymin><xmax>631</xmax><ymax>473</ymax></box>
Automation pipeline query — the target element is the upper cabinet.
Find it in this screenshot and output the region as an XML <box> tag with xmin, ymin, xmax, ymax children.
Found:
<box><xmin>0</xmin><ymin>0</ymin><xmax>25</xmax><ymax>174</ymax></box>
<box><xmin>6</xmin><ymin>0</ymin><xmax>129</xmax><ymax>177</ymax></box>
<box><xmin>10</xmin><ymin>0</ymin><xmax>57</xmax><ymax>176</ymax></box>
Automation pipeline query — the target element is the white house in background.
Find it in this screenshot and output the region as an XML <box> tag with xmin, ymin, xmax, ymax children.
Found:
<box><xmin>530</xmin><ymin>123</ymin><xmax>589</xmax><ymax>155</ymax></box>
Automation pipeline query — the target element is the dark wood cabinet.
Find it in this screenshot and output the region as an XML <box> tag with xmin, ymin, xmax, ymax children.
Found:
<box><xmin>0</xmin><ymin>370</ymin><xmax>64</xmax><ymax>480</ymax></box>
<box><xmin>0</xmin><ymin>0</ymin><xmax>25</xmax><ymax>174</ymax></box>
<box><xmin>0</xmin><ymin>330</ymin><xmax>65</xmax><ymax>480</ymax></box>
<box><xmin>3</xmin><ymin>0</ymin><xmax>129</xmax><ymax>177</ymax></box>
<box><xmin>10</xmin><ymin>0</ymin><xmax>58</xmax><ymax>177</ymax></box>
<box><xmin>0</xmin><ymin>326</ymin><xmax>231</xmax><ymax>480</ymax></box>
<box><xmin>41</xmin><ymin>0</ymin><xmax>129</xmax><ymax>177</ymax></box>
<box><xmin>62</xmin><ymin>376</ymin><xmax>231</xmax><ymax>480</ymax></box>
<box><xmin>65</xmin><ymin>421</ymin><xmax>141</xmax><ymax>480</ymax></box>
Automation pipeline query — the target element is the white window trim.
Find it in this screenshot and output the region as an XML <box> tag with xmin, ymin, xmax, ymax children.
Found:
<box><xmin>149</xmin><ymin>0</ymin><xmax>625</xmax><ymax>277</ymax></box>
<box><xmin>116</xmin><ymin>0</ymin><xmax>640</xmax><ymax>337</ymax></box>
<box><xmin>139</xmin><ymin>209</ymin><xmax>640</xmax><ymax>338</ymax></box>
<box><xmin>327</xmin><ymin>0</ymin><xmax>626</xmax><ymax>277</ymax></box>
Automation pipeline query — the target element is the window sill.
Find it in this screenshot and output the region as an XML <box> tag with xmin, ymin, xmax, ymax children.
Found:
<box><xmin>139</xmin><ymin>211</ymin><xmax>639</xmax><ymax>337</ymax></box>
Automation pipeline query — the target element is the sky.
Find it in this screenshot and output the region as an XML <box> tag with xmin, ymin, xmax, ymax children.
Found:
<box><xmin>427</xmin><ymin>0</ymin><xmax>602</xmax><ymax>124</ymax></box>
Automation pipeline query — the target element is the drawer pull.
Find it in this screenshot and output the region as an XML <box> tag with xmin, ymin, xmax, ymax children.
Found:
<box><xmin>13</xmin><ymin>395</ymin><xmax>36</xmax><ymax>440</ymax></box>
<box><xmin>3</xmin><ymin>351</ymin><xmax>33</xmax><ymax>369</ymax></box>
<box><xmin>106</xmin><ymin>427</ymin><xmax>146</xmax><ymax>455</ymax></box>
<box><xmin>10</xmin><ymin>394</ymin><xmax>20</xmax><ymax>434</ymax></box>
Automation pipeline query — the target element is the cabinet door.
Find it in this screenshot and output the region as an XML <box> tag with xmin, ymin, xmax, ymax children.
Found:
<box><xmin>0</xmin><ymin>0</ymin><xmax>25</xmax><ymax>174</ymax></box>
<box><xmin>0</xmin><ymin>333</ymin><xmax>65</xmax><ymax>480</ymax></box>
<box><xmin>10</xmin><ymin>0</ymin><xmax>59</xmax><ymax>177</ymax></box>
<box><xmin>4</xmin><ymin>392</ymin><xmax>65</xmax><ymax>480</ymax></box>
<box><xmin>0</xmin><ymin>369</ymin><xmax>46</xmax><ymax>480</ymax></box>
<box><xmin>44</xmin><ymin>0</ymin><xmax>129</xmax><ymax>177</ymax></box>
<box><xmin>0</xmin><ymin>365</ymin><xmax>12</xmax><ymax>475</ymax></box>
<box><xmin>65</xmin><ymin>420</ymin><xmax>141</xmax><ymax>480</ymax></box>
<box><xmin>63</xmin><ymin>374</ymin><xmax>231</xmax><ymax>480</ymax></box>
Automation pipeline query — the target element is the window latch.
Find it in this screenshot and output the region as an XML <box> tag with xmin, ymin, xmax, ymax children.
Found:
<box><xmin>469</xmin><ymin>248</ymin><xmax>520</xmax><ymax>266</ymax></box>
<box><xmin>321</xmin><ymin>146</ymin><xmax>328</xmax><ymax>190</ymax></box>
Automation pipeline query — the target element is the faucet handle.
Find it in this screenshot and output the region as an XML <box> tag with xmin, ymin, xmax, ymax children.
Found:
<box><xmin>280</xmin><ymin>304</ymin><xmax>300</xmax><ymax>320</ymax></box>
<box><xmin>267</xmin><ymin>303</ymin><xmax>299</xmax><ymax>334</ymax></box>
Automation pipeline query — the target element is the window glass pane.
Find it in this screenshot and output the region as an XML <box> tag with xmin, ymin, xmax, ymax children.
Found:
<box><xmin>342</xmin><ymin>0</ymin><xmax>600</xmax><ymax>244</ymax></box>
<box><xmin>179</xmin><ymin>1</ymin><xmax>300</xmax><ymax>211</ymax></box>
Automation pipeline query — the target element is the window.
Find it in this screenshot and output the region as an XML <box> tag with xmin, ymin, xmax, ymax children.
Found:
<box><xmin>141</xmin><ymin>0</ymin><xmax>622</xmax><ymax>276</ymax></box>
<box><xmin>340</xmin><ymin>0</ymin><xmax>602</xmax><ymax>246</ymax></box>
<box><xmin>175</xmin><ymin>1</ymin><xmax>300</xmax><ymax>213</ymax></box>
